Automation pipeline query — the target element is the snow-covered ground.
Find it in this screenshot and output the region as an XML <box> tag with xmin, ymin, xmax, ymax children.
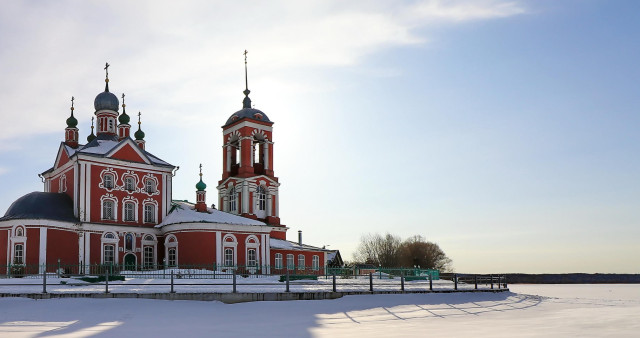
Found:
<box><xmin>0</xmin><ymin>284</ymin><xmax>638</xmax><ymax>337</ymax></box>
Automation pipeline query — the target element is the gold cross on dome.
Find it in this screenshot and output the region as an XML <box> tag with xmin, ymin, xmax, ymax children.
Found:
<box><xmin>71</xmin><ymin>96</ymin><xmax>74</xmax><ymax>109</ymax></box>
<box><xmin>104</xmin><ymin>62</ymin><xmax>110</xmax><ymax>78</ymax></box>
<box><xmin>199</xmin><ymin>163</ymin><xmax>203</xmax><ymax>176</ymax></box>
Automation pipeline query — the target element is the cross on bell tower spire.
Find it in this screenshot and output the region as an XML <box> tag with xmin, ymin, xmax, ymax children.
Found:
<box><xmin>104</xmin><ymin>62</ymin><xmax>110</xmax><ymax>92</ymax></box>
<box><xmin>242</xmin><ymin>50</ymin><xmax>252</xmax><ymax>109</ymax></box>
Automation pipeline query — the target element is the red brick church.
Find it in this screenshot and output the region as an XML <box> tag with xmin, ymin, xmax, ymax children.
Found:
<box><xmin>0</xmin><ymin>60</ymin><xmax>341</xmax><ymax>274</ymax></box>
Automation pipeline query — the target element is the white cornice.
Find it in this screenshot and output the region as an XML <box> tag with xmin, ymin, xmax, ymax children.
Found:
<box><xmin>223</xmin><ymin>121</ymin><xmax>273</xmax><ymax>135</ymax></box>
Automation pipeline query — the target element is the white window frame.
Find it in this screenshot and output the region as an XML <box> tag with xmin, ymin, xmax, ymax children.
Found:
<box><xmin>59</xmin><ymin>174</ymin><xmax>67</xmax><ymax>193</ymax></box>
<box><xmin>274</xmin><ymin>253</ymin><xmax>283</xmax><ymax>269</ymax></box>
<box><xmin>312</xmin><ymin>255</ymin><xmax>320</xmax><ymax>271</ymax></box>
<box><xmin>142</xmin><ymin>234</ymin><xmax>157</xmax><ymax>269</ymax></box>
<box><xmin>101</xmin><ymin>232</ymin><xmax>119</xmax><ymax>265</ymax></box>
<box><xmin>298</xmin><ymin>254</ymin><xmax>305</xmax><ymax>270</ymax></box>
<box><xmin>257</xmin><ymin>185</ymin><xmax>266</xmax><ymax>211</ymax></box>
<box><xmin>286</xmin><ymin>254</ymin><xmax>294</xmax><ymax>270</ymax></box>
<box><xmin>228</xmin><ymin>186</ymin><xmax>237</xmax><ymax>213</ymax></box>
<box><xmin>142</xmin><ymin>198</ymin><xmax>158</xmax><ymax>223</ymax></box>
<box><xmin>99</xmin><ymin>168</ymin><xmax>118</xmax><ymax>191</ymax></box>
<box><xmin>122</xmin><ymin>197</ymin><xmax>138</xmax><ymax>222</ymax></box>
<box><xmin>100</xmin><ymin>195</ymin><xmax>118</xmax><ymax>221</ymax></box>
<box><xmin>224</xmin><ymin>248</ymin><xmax>234</xmax><ymax>267</ymax></box>
<box><xmin>164</xmin><ymin>235</ymin><xmax>178</xmax><ymax>267</ymax></box>
<box><xmin>222</xmin><ymin>234</ymin><xmax>238</xmax><ymax>267</ymax></box>
<box><xmin>13</xmin><ymin>243</ymin><xmax>24</xmax><ymax>265</ymax></box>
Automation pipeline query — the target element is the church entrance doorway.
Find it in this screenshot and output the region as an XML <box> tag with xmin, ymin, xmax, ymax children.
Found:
<box><xmin>124</xmin><ymin>253</ymin><xmax>136</xmax><ymax>271</ymax></box>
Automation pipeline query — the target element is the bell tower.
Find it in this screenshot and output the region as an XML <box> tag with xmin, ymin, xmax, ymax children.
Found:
<box><xmin>218</xmin><ymin>51</ymin><xmax>284</xmax><ymax>238</ymax></box>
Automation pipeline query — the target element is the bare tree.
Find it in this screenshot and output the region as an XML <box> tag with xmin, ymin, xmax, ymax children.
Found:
<box><xmin>398</xmin><ymin>235</ymin><xmax>452</xmax><ymax>271</ymax></box>
<box><xmin>353</xmin><ymin>233</ymin><xmax>402</xmax><ymax>267</ymax></box>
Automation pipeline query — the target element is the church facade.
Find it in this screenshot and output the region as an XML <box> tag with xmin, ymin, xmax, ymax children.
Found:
<box><xmin>0</xmin><ymin>62</ymin><xmax>339</xmax><ymax>275</ymax></box>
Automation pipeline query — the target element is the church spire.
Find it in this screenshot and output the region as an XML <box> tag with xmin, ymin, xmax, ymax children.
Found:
<box><xmin>104</xmin><ymin>62</ymin><xmax>110</xmax><ymax>92</ymax></box>
<box><xmin>195</xmin><ymin>163</ymin><xmax>208</xmax><ymax>212</ymax></box>
<box><xmin>64</xmin><ymin>96</ymin><xmax>79</xmax><ymax>148</ymax></box>
<box><xmin>242</xmin><ymin>50</ymin><xmax>251</xmax><ymax>109</ymax></box>
<box><xmin>87</xmin><ymin>116</ymin><xmax>96</xmax><ymax>143</ymax></box>
<box><xmin>118</xmin><ymin>93</ymin><xmax>131</xmax><ymax>140</ymax></box>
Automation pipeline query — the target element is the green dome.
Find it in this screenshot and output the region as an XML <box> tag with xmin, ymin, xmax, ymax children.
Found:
<box><xmin>66</xmin><ymin>112</ymin><xmax>78</xmax><ymax>128</ymax></box>
<box><xmin>119</xmin><ymin>111</ymin><xmax>130</xmax><ymax>124</ymax></box>
<box><xmin>196</xmin><ymin>178</ymin><xmax>207</xmax><ymax>191</ymax></box>
<box><xmin>87</xmin><ymin>132</ymin><xmax>96</xmax><ymax>142</ymax></box>
<box><xmin>134</xmin><ymin>126</ymin><xmax>145</xmax><ymax>140</ymax></box>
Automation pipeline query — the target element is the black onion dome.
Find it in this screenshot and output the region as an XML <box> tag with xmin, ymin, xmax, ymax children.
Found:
<box><xmin>225</xmin><ymin>108</ymin><xmax>271</xmax><ymax>126</ymax></box>
<box><xmin>0</xmin><ymin>192</ymin><xmax>78</xmax><ymax>222</ymax></box>
<box><xmin>94</xmin><ymin>91</ymin><xmax>120</xmax><ymax>112</ymax></box>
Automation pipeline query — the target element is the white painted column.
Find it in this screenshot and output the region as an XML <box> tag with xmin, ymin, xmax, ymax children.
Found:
<box><xmin>85</xmin><ymin>232</ymin><xmax>91</xmax><ymax>272</ymax></box>
<box><xmin>264</xmin><ymin>142</ymin><xmax>270</xmax><ymax>170</ymax></box>
<box><xmin>266</xmin><ymin>194</ymin><xmax>273</xmax><ymax>217</ymax></box>
<box><xmin>74</xmin><ymin>164</ymin><xmax>79</xmax><ymax>218</ymax></box>
<box><xmin>39</xmin><ymin>228</ymin><xmax>47</xmax><ymax>273</ymax></box>
<box><xmin>242</xmin><ymin>181</ymin><xmax>249</xmax><ymax>214</ymax></box>
<box><xmin>265</xmin><ymin>234</ymin><xmax>271</xmax><ymax>274</ymax></box>
<box><xmin>85</xmin><ymin>163</ymin><xmax>92</xmax><ymax>221</ymax></box>
<box><xmin>216</xmin><ymin>231</ymin><xmax>222</xmax><ymax>269</ymax></box>
<box><xmin>226</xmin><ymin>145</ymin><xmax>232</xmax><ymax>172</ymax></box>
<box><xmin>78</xmin><ymin>231</ymin><xmax>84</xmax><ymax>271</ymax></box>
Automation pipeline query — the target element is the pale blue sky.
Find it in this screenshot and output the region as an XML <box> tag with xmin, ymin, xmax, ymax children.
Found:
<box><xmin>0</xmin><ymin>0</ymin><xmax>638</xmax><ymax>273</ymax></box>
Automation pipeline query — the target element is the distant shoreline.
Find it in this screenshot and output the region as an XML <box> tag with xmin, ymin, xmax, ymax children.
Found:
<box><xmin>505</xmin><ymin>273</ymin><xmax>640</xmax><ymax>284</ymax></box>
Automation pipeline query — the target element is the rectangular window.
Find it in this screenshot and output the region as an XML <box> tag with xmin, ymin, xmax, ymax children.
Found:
<box><xmin>144</xmin><ymin>204</ymin><xmax>155</xmax><ymax>223</ymax></box>
<box><xmin>275</xmin><ymin>253</ymin><xmax>283</xmax><ymax>269</ymax></box>
<box><xmin>104</xmin><ymin>245</ymin><xmax>115</xmax><ymax>264</ymax></box>
<box><xmin>286</xmin><ymin>254</ymin><xmax>294</xmax><ymax>270</ymax></box>
<box><xmin>224</xmin><ymin>248</ymin><xmax>234</xmax><ymax>267</ymax></box>
<box><xmin>145</xmin><ymin>180</ymin><xmax>156</xmax><ymax>194</ymax></box>
<box><xmin>247</xmin><ymin>249</ymin><xmax>257</xmax><ymax>267</ymax></box>
<box><xmin>298</xmin><ymin>254</ymin><xmax>305</xmax><ymax>270</ymax></box>
<box><xmin>312</xmin><ymin>255</ymin><xmax>320</xmax><ymax>271</ymax></box>
<box><xmin>168</xmin><ymin>248</ymin><xmax>177</xmax><ymax>267</ymax></box>
<box><xmin>143</xmin><ymin>246</ymin><xmax>154</xmax><ymax>269</ymax></box>
<box><xmin>103</xmin><ymin>175</ymin><xmax>114</xmax><ymax>189</ymax></box>
<box><xmin>124</xmin><ymin>203</ymin><xmax>135</xmax><ymax>221</ymax></box>
<box><xmin>103</xmin><ymin>200</ymin><xmax>114</xmax><ymax>220</ymax></box>
<box><xmin>125</xmin><ymin>177</ymin><xmax>135</xmax><ymax>191</ymax></box>
<box><xmin>14</xmin><ymin>244</ymin><xmax>24</xmax><ymax>264</ymax></box>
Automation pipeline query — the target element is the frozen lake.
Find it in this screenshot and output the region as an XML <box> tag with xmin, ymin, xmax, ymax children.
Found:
<box><xmin>0</xmin><ymin>284</ymin><xmax>638</xmax><ymax>337</ymax></box>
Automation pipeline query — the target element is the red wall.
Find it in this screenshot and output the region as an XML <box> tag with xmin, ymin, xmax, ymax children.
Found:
<box><xmin>46</xmin><ymin>228</ymin><xmax>78</xmax><ymax>266</ymax></box>
<box><xmin>90</xmin><ymin>232</ymin><xmax>101</xmax><ymax>265</ymax></box>
<box><xmin>25</xmin><ymin>228</ymin><xmax>40</xmax><ymax>266</ymax></box>
<box><xmin>173</xmin><ymin>231</ymin><xmax>216</xmax><ymax>265</ymax></box>
<box><xmin>0</xmin><ymin>229</ymin><xmax>8</xmax><ymax>265</ymax></box>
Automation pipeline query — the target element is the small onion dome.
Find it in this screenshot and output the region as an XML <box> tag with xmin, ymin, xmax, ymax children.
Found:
<box><xmin>119</xmin><ymin>110</ymin><xmax>130</xmax><ymax>124</ymax></box>
<box><xmin>66</xmin><ymin>112</ymin><xmax>78</xmax><ymax>128</ymax></box>
<box><xmin>94</xmin><ymin>91</ymin><xmax>120</xmax><ymax>112</ymax></box>
<box><xmin>87</xmin><ymin>131</ymin><xmax>96</xmax><ymax>142</ymax></box>
<box><xmin>134</xmin><ymin>125</ymin><xmax>145</xmax><ymax>140</ymax></box>
<box><xmin>196</xmin><ymin>178</ymin><xmax>207</xmax><ymax>191</ymax></box>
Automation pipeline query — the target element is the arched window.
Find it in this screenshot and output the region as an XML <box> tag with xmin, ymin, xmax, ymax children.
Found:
<box><xmin>298</xmin><ymin>254</ymin><xmax>305</xmax><ymax>270</ymax></box>
<box><xmin>15</xmin><ymin>227</ymin><xmax>24</xmax><ymax>237</ymax></box>
<box><xmin>228</xmin><ymin>186</ymin><xmax>237</xmax><ymax>213</ymax></box>
<box><xmin>14</xmin><ymin>244</ymin><xmax>24</xmax><ymax>264</ymax></box>
<box><xmin>125</xmin><ymin>177</ymin><xmax>135</xmax><ymax>192</ymax></box>
<box><xmin>104</xmin><ymin>232</ymin><xmax>116</xmax><ymax>239</ymax></box>
<box><xmin>247</xmin><ymin>248</ymin><xmax>257</xmax><ymax>267</ymax></box>
<box><xmin>168</xmin><ymin>248</ymin><xmax>177</xmax><ymax>267</ymax></box>
<box><xmin>224</xmin><ymin>248</ymin><xmax>234</xmax><ymax>267</ymax></box>
<box><xmin>102</xmin><ymin>200</ymin><xmax>115</xmax><ymax>220</ymax></box>
<box><xmin>275</xmin><ymin>253</ymin><xmax>283</xmax><ymax>269</ymax></box>
<box><xmin>145</xmin><ymin>179</ymin><xmax>156</xmax><ymax>194</ymax></box>
<box><xmin>144</xmin><ymin>204</ymin><xmax>155</xmax><ymax>223</ymax></box>
<box><xmin>312</xmin><ymin>255</ymin><xmax>320</xmax><ymax>271</ymax></box>
<box><xmin>257</xmin><ymin>185</ymin><xmax>266</xmax><ymax>211</ymax></box>
<box><xmin>286</xmin><ymin>254</ymin><xmax>294</xmax><ymax>270</ymax></box>
<box><xmin>108</xmin><ymin>119</ymin><xmax>114</xmax><ymax>132</ymax></box>
<box><xmin>124</xmin><ymin>202</ymin><xmax>136</xmax><ymax>221</ymax></box>
<box><xmin>103</xmin><ymin>174</ymin><xmax>114</xmax><ymax>189</ymax></box>
<box><xmin>104</xmin><ymin>245</ymin><xmax>115</xmax><ymax>264</ymax></box>
<box><xmin>143</xmin><ymin>246</ymin><xmax>154</xmax><ymax>269</ymax></box>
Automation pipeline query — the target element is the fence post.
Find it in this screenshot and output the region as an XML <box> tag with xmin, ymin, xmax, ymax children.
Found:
<box><xmin>401</xmin><ymin>273</ymin><xmax>405</xmax><ymax>292</ymax></box>
<box><xmin>57</xmin><ymin>259</ymin><xmax>61</xmax><ymax>278</ymax></box>
<box><xmin>504</xmin><ymin>275</ymin><xmax>508</xmax><ymax>289</ymax></box>
<box><xmin>454</xmin><ymin>274</ymin><xmax>458</xmax><ymax>290</ymax></box>
<box><xmin>490</xmin><ymin>274</ymin><xmax>494</xmax><ymax>289</ymax></box>
<box><xmin>285</xmin><ymin>269</ymin><xmax>290</xmax><ymax>293</ymax></box>
<box><xmin>332</xmin><ymin>273</ymin><xmax>336</xmax><ymax>292</ymax></box>
<box><xmin>429</xmin><ymin>272</ymin><xmax>433</xmax><ymax>291</ymax></box>
<box><xmin>105</xmin><ymin>268</ymin><xmax>109</xmax><ymax>294</ymax></box>
<box><xmin>232</xmin><ymin>269</ymin><xmax>237</xmax><ymax>293</ymax></box>
<box><xmin>170</xmin><ymin>270</ymin><xmax>175</xmax><ymax>293</ymax></box>
<box><xmin>369</xmin><ymin>272</ymin><xmax>373</xmax><ymax>292</ymax></box>
<box><xmin>42</xmin><ymin>264</ymin><xmax>47</xmax><ymax>294</ymax></box>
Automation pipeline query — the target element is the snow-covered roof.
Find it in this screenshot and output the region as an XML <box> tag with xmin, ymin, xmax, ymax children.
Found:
<box><xmin>270</xmin><ymin>238</ymin><xmax>326</xmax><ymax>252</ymax></box>
<box><xmin>74</xmin><ymin>134</ymin><xmax>173</xmax><ymax>167</ymax></box>
<box><xmin>157</xmin><ymin>201</ymin><xmax>266</xmax><ymax>227</ymax></box>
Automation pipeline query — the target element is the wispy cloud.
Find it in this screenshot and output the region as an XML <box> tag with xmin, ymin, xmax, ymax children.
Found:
<box><xmin>0</xmin><ymin>0</ymin><xmax>526</xmax><ymax>140</ymax></box>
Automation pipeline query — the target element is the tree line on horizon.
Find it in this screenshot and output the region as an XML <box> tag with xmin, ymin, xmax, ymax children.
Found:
<box><xmin>351</xmin><ymin>233</ymin><xmax>452</xmax><ymax>272</ymax></box>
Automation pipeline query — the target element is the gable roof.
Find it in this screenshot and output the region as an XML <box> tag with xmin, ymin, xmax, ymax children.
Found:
<box><xmin>157</xmin><ymin>201</ymin><xmax>266</xmax><ymax>227</ymax></box>
<box><xmin>0</xmin><ymin>192</ymin><xmax>79</xmax><ymax>223</ymax></box>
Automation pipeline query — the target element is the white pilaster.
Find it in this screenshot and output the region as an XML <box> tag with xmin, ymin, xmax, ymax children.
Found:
<box><xmin>216</xmin><ymin>231</ymin><xmax>222</xmax><ymax>269</ymax></box>
<box><xmin>266</xmin><ymin>194</ymin><xmax>273</xmax><ymax>217</ymax></box>
<box><xmin>39</xmin><ymin>227</ymin><xmax>47</xmax><ymax>272</ymax></box>
<box><xmin>264</xmin><ymin>142</ymin><xmax>270</xmax><ymax>170</ymax></box>
<box><xmin>242</xmin><ymin>181</ymin><xmax>249</xmax><ymax>214</ymax></box>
